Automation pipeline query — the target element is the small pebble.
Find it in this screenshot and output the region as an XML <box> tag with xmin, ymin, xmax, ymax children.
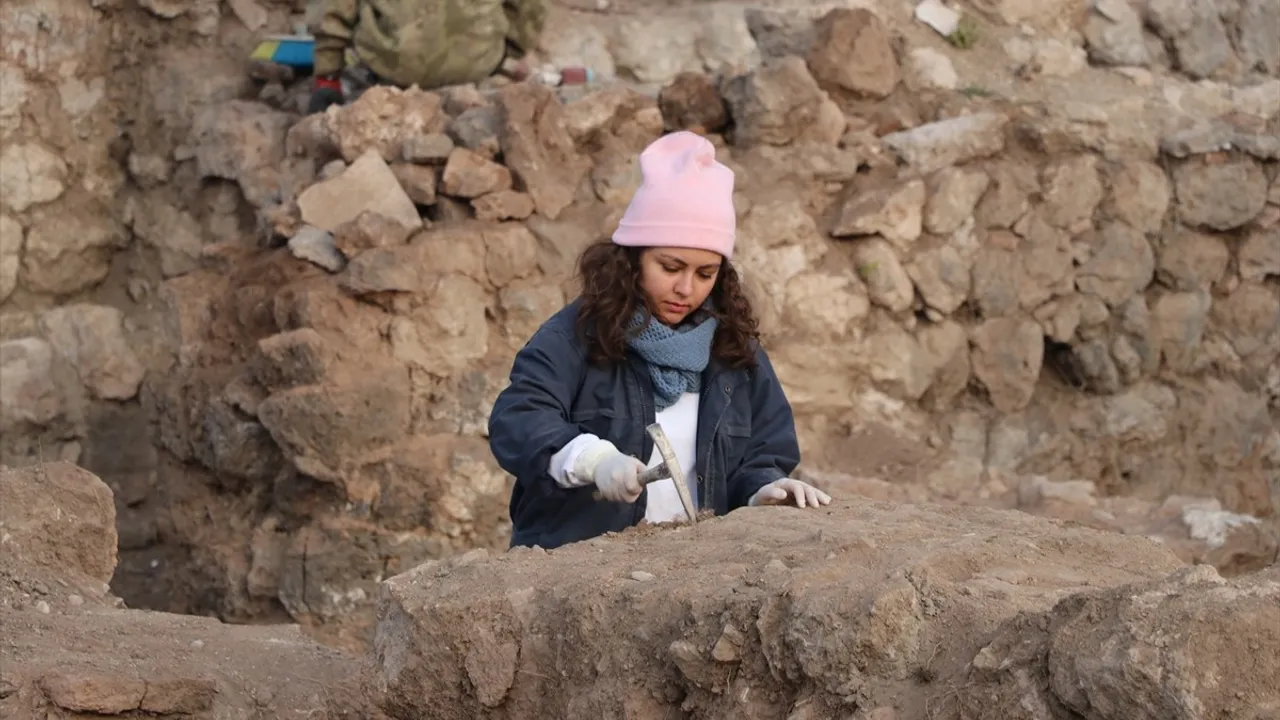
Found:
<box><xmin>68</xmin><ymin>594</ymin><xmax>84</xmax><ymax>606</ymax></box>
<box><xmin>35</xmin><ymin>600</ymin><xmax>51</xmax><ymax>614</ymax></box>
<box><xmin>630</xmin><ymin>571</ymin><xmax>656</xmax><ymax>582</ymax></box>
<box><xmin>191</xmin><ymin>639</ymin><xmax>205</xmax><ymax>649</ymax></box>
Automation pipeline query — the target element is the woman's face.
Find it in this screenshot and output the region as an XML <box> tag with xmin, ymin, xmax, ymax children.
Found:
<box><xmin>638</xmin><ymin>247</ymin><xmax>723</xmax><ymax>325</ymax></box>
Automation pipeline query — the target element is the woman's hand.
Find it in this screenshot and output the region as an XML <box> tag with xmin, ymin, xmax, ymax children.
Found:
<box><xmin>593</xmin><ymin>451</ymin><xmax>646</xmax><ymax>503</ymax></box>
<box><xmin>748</xmin><ymin>479</ymin><xmax>831</xmax><ymax>508</ymax></box>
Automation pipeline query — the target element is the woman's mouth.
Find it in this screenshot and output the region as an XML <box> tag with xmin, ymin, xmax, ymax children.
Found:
<box><xmin>662</xmin><ymin>302</ymin><xmax>690</xmax><ymax>314</ymax></box>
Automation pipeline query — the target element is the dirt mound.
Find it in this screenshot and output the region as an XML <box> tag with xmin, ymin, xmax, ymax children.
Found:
<box><xmin>961</xmin><ymin>564</ymin><xmax>1280</xmax><ymax>719</ymax></box>
<box><xmin>367</xmin><ymin>499</ymin><xmax>1186</xmax><ymax>719</ymax></box>
<box><xmin>0</xmin><ymin>463</ymin><xmax>384</xmax><ymax>719</ymax></box>
<box><xmin>2</xmin><ymin>611</ymin><xmax>381</xmax><ymax>719</ymax></box>
<box><xmin>2</xmin><ymin>0</ymin><xmax>1277</xmax><ymax>656</ymax></box>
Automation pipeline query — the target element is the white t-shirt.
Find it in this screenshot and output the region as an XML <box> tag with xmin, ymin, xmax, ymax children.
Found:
<box><xmin>548</xmin><ymin>392</ymin><xmax>700</xmax><ymax>522</ymax></box>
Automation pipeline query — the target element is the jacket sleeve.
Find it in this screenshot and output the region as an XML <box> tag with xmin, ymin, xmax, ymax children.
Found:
<box><xmin>312</xmin><ymin>0</ymin><xmax>361</xmax><ymax>77</ymax></box>
<box><xmin>502</xmin><ymin>0</ymin><xmax>547</xmax><ymax>59</ymax></box>
<box><xmin>726</xmin><ymin>345</ymin><xmax>801</xmax><ymax>510</ymax></box>
<box><xmin>488</xmin><ymin>322</ymin><xmax>586</xmax><ymax>486</ymax></box>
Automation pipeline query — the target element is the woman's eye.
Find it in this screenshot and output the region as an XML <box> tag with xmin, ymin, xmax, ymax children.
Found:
<box><xmin>698</xmin><ymin>273</ymin><xmax>715</xmax><ymax>281</ymax></box>
<box><xmin>662</xmin><ymin>266</ymin><xmax>680</xmax><ymax>273</ymax></box>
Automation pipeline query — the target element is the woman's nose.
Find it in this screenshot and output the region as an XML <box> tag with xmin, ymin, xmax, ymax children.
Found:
<box><xmin>674</xmin><ymin>274</ymin><xmax>693</xmax><ymax>296</ymax></box>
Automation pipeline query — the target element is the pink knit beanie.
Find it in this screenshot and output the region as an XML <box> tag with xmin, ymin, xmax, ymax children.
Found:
<box><xmin>611</xmin><ymin>131</ymin><xmax>737</xmax><ymax>260</ymax></box>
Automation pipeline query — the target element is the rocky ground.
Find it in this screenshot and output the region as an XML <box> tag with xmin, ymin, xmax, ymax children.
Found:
<box><xmin>0</xmin><ymin>463</ymin><xmax>384</xmax><ymax>719</ymax></box>
<box><xmin>4</xmin><ymin>462</ymin><xmax>1277</xmax><ymax>720</ymax></box>
<box><xmin>1</xmin><ymin>0</ymin><xmax>1279</xmax><ymax>714</ymax></box>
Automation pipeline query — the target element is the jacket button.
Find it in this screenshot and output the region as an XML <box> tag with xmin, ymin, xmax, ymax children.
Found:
<box><xmin>724</xmin><ymin>383</ymin><xmax>732</xmax><ymax>394</ymax></box>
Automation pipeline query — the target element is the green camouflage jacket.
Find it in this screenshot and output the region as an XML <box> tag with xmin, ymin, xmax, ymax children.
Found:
<box><xmin>312</xmin><ymin>0</ymin><xmax>546</xmax><ymax>89</ymax></box>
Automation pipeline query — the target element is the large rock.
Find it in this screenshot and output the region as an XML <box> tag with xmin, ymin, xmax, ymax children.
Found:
<box><xmin>1171</xmin><ymin>157</ymin><xmax>1269</xmax><ymax>231</ymax></box>
<box><xmin>1075</xmin><ymin>222</ymin><xmax>1155</xmax><ymax>307</ymax></box>
<box><xmin>41</xmin><ymin>304</ymin><xmax>147</xmax><ymax>401</ymax></box>
<box><xmin>0</xmin><ymin>338</ymin><xmax>70</xmax><ymax>435</ymax></box>
<box><xmin>20</xmin><ymin>205</ymin><xmax>125</xmax><ymax>296</ymax></box>
<box><xmin>130</xmin><ymin>195</ymin><xmax>206</xmax><ymax>277</ymax></box>
<box><xmin>0</xmin><ymin>141</ymin><xmax>67</xmax><ymax>213</ymax></box>
<box><xmin>1083</xmin><ymin>0</ymin><xmax>1150</xmax><ymax>66</ymax></box>
<box><xmin>496</xmin><ymin>83</ymin><xmax>591</xmax><ymax>221</ymax></box>
<box><xmin>924</xmin><ymin>167</ymin><xmax>990</xmax><ymax>235</ymax></box>
<box><xmin>970</xmin><ymin>316</ymin><xmax>1044</xmax><ymax>412</ymax></box>
<box><xmin>368</xmin><ymin>500</ymin><xmax>1182</xmax><ymax>719</ymax></box>
<box><xmin>881</xmin><ymin>113</ymin><xmax>1008</xmax><ymax>174</ymax></box>
<box><xmin>1212</xmin><ymin>282</ymin><xmax>1280</xmax><ymax>362</ymax></box>
<box><xmin>1238</xmin><ymin>227</ymin><xmax>1280</xmax><ymax>282</ymax></box>
<box><xmin>832</xmin><ymin>179</ymin><xmax>926</xmax><ymax>249</ymax></box>
<box><xmin>441</xmin><ymin>148</ymin><xmax>512</xmax><ymax>199</ymax></box>
<box><xmin>189</xmin><ymin>100</ymin><xmax>292</xmax><ymax>207</ymax></box>
<box><xmin>609</xmin><ymin>6</ymin><xmax>760</xmax><ymax>84</ymax></box>
<box><xmin>1103</xmin><ymin>161</ymin><xmax>1170</xmax><ymax>234</ymax></box>
<box><xmin>908</xmin><ymin>240</ymin><xmax>973</xmax><ymax>314</ymax></box>
<box><xmin>962</xmin><ymin>565</ymin><xmax>1280</xmax><ymax>720</ymax></box>
<box><xmin>1237</xmin><ymin>0</ymin><xmax>1280</xmax><ymax>75</ymax></box>
<box><xmin>323</xmin><ymin>85</ymin><xmax>449</xmax><ymax>163</ymax></box>
<box><xmin>852</xmin><ymin>238</ymin><xmax>914</xmax><ymax>312</ymax></box>
<box><xmin>1150</xmin><ymin>289</ymin><xmax>1212</xmax><ymax>372</ymax></box>
<box><xmin>805</xmin><ymin>8</ymin><xmax>900</xmax><ymax>98</ymax></box>
<box><xmin>389</xmin><ymin>274</ymin><xmax>491</xmax><ymax>375</ymax></box>
<box><xmin>0</xmin><ymin>462</ymin><xmax>116</xmax><ymax>598</ymax></box>
<box><xmin>449</xmin><ymin>105</ymin><xmax>502</xmax><ymax>160</ymax></box>
<box><xmin>297</xmin><ymin>149</ymin><xmax>423</xmax><ymax>232</ymax></box>
<box><xmin>969</xmin><ymin>0</ymin><xmax>1087</xmax><ymax>30</ymax></box>
<box><xmin>721</xmin><ymin>55</ymin><xmax>846</xmax><ymax>147</ymax></box>
<box><xmin>1145</xmin><ymin>0</ymin><xmax>1232</xmax><ymax>79</ymax></box>
<box><xmin>658</xmin><ymin>72</ymin><xmax>729</xmax><ymax>133</ymax></box>
<box><xmin>1156</xmin><ymin>228</ymin><xmax>1229</xmax><ymax>291</ymax></box>
<box><xmin>257</xmin><ymin>374</ymin><xmax>412</xmax><ymax>487</ymax></box>
<box><xmin>1038</xmin><ymin>154</ymin><xmax>1103</xmax><ymax>229</ymax></box>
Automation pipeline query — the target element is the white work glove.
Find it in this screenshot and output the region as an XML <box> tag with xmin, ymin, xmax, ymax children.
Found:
<box><xmin>749</xmin><ymin>478</ymin><xmax>832</xmax><ymax>508</ymax></box>
<box><xmin>574</xmin><ymin>440</ymin><xmax>646</xmax><ymax>503</ymax></box>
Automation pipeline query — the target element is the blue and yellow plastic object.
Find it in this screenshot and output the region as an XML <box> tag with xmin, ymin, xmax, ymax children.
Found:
<box><xmin>249</xmin><ymin>34</ymin><xmax>316</xmax><ymax>68</ymax></box>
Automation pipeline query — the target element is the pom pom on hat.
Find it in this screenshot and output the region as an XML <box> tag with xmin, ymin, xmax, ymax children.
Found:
<box><xmin>611</xmin><ymin>131</ymin><xmax>737</xmax><ymax>259</ymax></box>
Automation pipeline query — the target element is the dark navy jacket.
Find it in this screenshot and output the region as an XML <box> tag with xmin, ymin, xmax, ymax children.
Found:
<box><xmin>488</xmin><ymin>300</ymin><xmax>801</xmax><ymax>550</ymax></box>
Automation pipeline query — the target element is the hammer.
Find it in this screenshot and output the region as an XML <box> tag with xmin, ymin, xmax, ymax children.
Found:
<box><xmin>591</xmin><ymin>423</ymin><xmax>698</xmax><ymax>523</ymax></box>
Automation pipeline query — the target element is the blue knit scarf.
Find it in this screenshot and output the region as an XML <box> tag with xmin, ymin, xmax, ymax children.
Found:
<box><xmin>626</xmin><ymin>305</ymin><xmax>718</xmax><ymax>412</ymax></box>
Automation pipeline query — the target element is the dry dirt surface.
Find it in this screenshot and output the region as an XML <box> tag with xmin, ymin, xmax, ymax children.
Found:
<box><xmin>0</xmin><ymin>463</ymin><xmax>385</xmax><ymax>720</ymax></box>
<box><xmin>4</xmin><ymin>462</ymin><xmax>1279</xmax><ymax>720</ymax></box>
<box><xmin>367</xmin><ymin>498</ymin><xmax>1200</xmax><ymax>720</ymax></box>
<box><xmin>961</xmin><ymin>564</ymin><xmax>1280</xmax><ymax>720</ymax></box>
<box><xmin>1</xmin><ymin>0</ymin><xmax>1279</xmax><ymax>707</ymax></box>
<box><xmin>2</xmin><ymin>0</ymin><xmax>1278</xmax><ymax>653</ymax></box>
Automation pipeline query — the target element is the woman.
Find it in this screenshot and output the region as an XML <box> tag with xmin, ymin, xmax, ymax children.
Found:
<box><xmin>488</xmin><ymin>131</ymin><xmax>831</xmax><ymax>550</ymax></box>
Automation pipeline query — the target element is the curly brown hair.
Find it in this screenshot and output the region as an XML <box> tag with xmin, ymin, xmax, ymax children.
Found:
<box><xmin>573</xmin><ymin>240</ymin><xmax>760</xmax><ymax>369</ymax></box>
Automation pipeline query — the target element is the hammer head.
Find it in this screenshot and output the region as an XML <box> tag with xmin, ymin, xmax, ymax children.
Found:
<box><xmin>642</xmin><ymin>423</ymin><xmax>697</xmax><ymax>523</ymax></box>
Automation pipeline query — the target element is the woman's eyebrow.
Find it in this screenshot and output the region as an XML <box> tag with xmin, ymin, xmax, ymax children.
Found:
<box><xmin>656</xmin><ymin>254</ymin><xmax>722</xmax><ymax>271</ymax></box>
